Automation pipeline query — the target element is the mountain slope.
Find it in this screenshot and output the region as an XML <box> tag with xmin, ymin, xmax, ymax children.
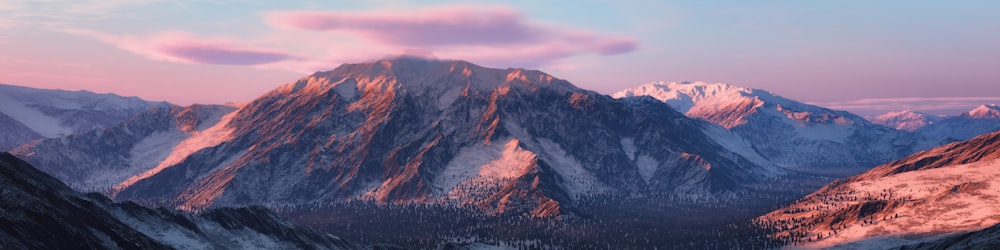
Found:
<box><xmin>0</xmin><ymin>83</ymin><xmax>171</xmax><ymax>150</ymax></box>
<box><xmin>0</xmin><ymin>152</ymin><xmax>360</xmax><ymax>249</ymax></box>
<box><xmin>868</xmin><ymin>110</ymin><xmax>942</xmax><ymax>132</ymax></box>
<box><xmin>18</xmin><ymin>57</ymin><xmax>785</xmax><ymax>217</ymax></box>
<box><xmin>13</xmin><ymin>104</ymin><xmax>237</xmax><ymax>192</ymax></box>
<box><xmin>758</xmin><ymin>129</ymin><xmax>1000</xmax><ymax>249</ymax></box>
<box><xmin>613</xmin><ymin>81</ymin><xmax>936</xmax><ymax>174</ymax></box>
<box><xmin>915</xmin><ymin>104</ymin><xmax>1000</xmax><ymax>142</ymax></box>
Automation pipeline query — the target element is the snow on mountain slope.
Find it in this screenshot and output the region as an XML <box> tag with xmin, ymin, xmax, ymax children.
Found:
<box><xmin>758</xmin><ymin>129</ymin><xmax>1000</xmax><ymax>249</ymax></box>
<box><xmin>113</xmin><ymin>109</ymin><xmax>238</xmax><ymax>196</ymax></box>
<box><xmin>915</xmin><ymin>104</ymin><xmax>1000</xmax><ymax>142</ymax></box>
<box><xmin>13</xmin><ymin>104</ymin><xmax>237</xmax><ymax>192</ymax></box>
<box><xmin>21</xmin><ymin>57</ymin><xmax>789</xmax><ymax>217</ymax></box>
<box><xmin>0</xmin><ymin>83</ymin><xmax>172</xmax><ymax>150</ymax></box>
<box><xmin>614</xmin><ymin>81</ymin><xmax>937</xmax><ymax>173</ymax></box>
<box><xmin>868</xmin><ymin>110</ymin><xmax>942</xmax><ymax>132</ymax></box>
<box><xmin>0</xmin><ymin>152</ymin><xmax>361</xmax><ymax>250</ymax></box>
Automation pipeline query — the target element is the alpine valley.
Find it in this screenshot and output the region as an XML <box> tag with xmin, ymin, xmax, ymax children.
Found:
<box><xmin>5</xmin><ymin>57</ymin><xmax>1000</xmax><ymax>249</ymax></box>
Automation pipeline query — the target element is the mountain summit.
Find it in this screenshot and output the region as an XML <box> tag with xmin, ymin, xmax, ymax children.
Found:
<box><xmin>868</xmin><ymin>110</ymin><xmax>941</xmax><ymax>132</ymax></box>
<box><xmin>18</xmin><ymin>58</ymin><xmax>786</xmax><ymax>217</ymax></box>
<box><xmin>911</xmin><ymin>104</ymin><xmax>1000</xmax><ymax>141</ymax></box>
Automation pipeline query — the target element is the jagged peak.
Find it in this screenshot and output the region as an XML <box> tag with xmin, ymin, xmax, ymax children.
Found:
<box><xmin>274</xmin><ymin>57</ymin><xmax>581</xmax><ymax>100</ymax></box>
<box><xmin>614</xmin><ymin>81</ymin><xmax>752</xmax><ymax>100</ymax></box>
<box><xmin>869</xmin><ymin>110</ymin><xmax>940</xmax><ymax>131</ymax></box>
<box><xmin>871</xmin><ymin>110</ymin><xmax>940</xmax><ymax>122</ymax></box>
<box><xmin>966</xmin><ymin>104</ymin><xmax>1000</xmax><ymax>119</ymax></box>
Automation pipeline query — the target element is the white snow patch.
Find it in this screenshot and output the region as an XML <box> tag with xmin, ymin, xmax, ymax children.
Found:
<box><xmin>701</xmin><ymin>124</ymin><xmax>778</xmax><ymax>175</ymax></box>
<box><xmin>434</xmin><ymin>138</ymin><xmax>535</xmax><ymax>199</ymax></box>
<box><xmin>620</xmin><ymin>137</ymin><xmax>637</xmax><ymax>161</ymax></box>
<box><xmin>535</xmin><ymin>138</ymin><xmax>608</xmax><ymax>198</ymax></box>
<box><xmin>129</xmin><ymin>130</ymin><xmax>190</xmax><ymax>173</ymax></box>
<box><xmin>635</xmin><ymin>155</ymin><xmax>658</xmax><ymax>182</ymax></box>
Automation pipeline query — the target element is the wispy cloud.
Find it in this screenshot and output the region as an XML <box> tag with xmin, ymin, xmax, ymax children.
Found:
<box><xmin>810</xmin><ymin>97</ymin><xmax>1000</xmax><ymax>116</ymax></box>
<box><xmin>263</xmin><ymin>5</ymin><xmax>637</xmax><ymax>68</ymax></box>
<box><xmin>0</xmin><ymin>0</ymin><xmax>169</xmax><ymax>30</ymax></box>
<box><xmin>267</xmin><ymin>6</ymin><xmax>542</xmax><ymax>47</ymax></box>
<box><xmin>63</xmin><ymin>30</ymin><xmax>291</xmax><ymax>65</ymax></box>
<box><xmin>29</xmin><ymin>4</ymin><xmax>636</xmax><ymax>72</ymax></box>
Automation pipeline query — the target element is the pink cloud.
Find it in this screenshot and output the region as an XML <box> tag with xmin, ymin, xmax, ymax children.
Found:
<box><xmin>155</xmin><ymin>43</ymin><xmax>288</xmax><ymax>65</ymax></box>
<box><xmin>267</xmin><ymin>6</ymin><xmax>542</xmax><ymax>46</ymax></box>
<box><xmin>809</xmin><ymin>97</ymin><xmax>1000</xmax><ymax>116</ymax></box>
<box><xmin>265</xmin><ymin>6</ymin><xmax>637</xmax><ymax>59</ymax></box>
<box><xmin>64</xmin><ymin>30</ymin><xmax>290</xmax><ymax>66</ymax></box>
<box><xmin>61</xmin><ymin>5</ymin><xmax>636</xmax><ymax>72</ymax></box>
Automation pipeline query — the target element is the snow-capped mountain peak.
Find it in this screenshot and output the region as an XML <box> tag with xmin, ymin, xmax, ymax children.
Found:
<box><xmin>614</xmin><ymin>81</ymin><xmax>936</xmax><ymax>172</ymax></box>
<box><xmin>612</xmin><ymin>81</ymin><xmax>755</xmax><ymax>114</ymax></box>
<box><xmin>911</xmin><ymin>104</ymin><xmax>1000</xmax><ymax>141</ymax></box>
<box><xmin>965</xmin><ymin>104</ymin><xmax>1000</xmax><ymax>119</ymax></box>
<box><xmin>270</xmin><ymin>57</ymin><xmax>584</xmax><ymax>113</ymax></box>
<box><xmin>868</xmin><ymin>110</ymin><xmax>942</xmax><ymax>132</ymax></box>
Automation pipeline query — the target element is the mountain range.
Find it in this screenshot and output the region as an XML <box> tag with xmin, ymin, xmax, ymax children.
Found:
<box><xmin>14</xmin><ymin>58</ymin><xmax>792</xmax><ymax>219</ymax></box>
<box><xmin>868</xmin><ymin>105</ymin><xmax>1000</xmax><ymax>143</ymax></box>
<box><xmin>613</xmin><ymin>81</ymin><xmax>938</xmax><ymax>175</ymax></box>
<box><xmin>5</xmin><ymin>58</ymin><xmax>1000</xmax><ymax>249</ymax></box>
<box><xmin>0</xmin><ymin>83</ymin><xmax>171</xmax><ymax>150</ymax></box>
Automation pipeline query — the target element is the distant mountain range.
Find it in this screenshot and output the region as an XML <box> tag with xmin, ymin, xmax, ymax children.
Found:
<box><xmin>868</xmin><ymin>110</ymin><xmax>942</xmax><ymax>132</ymax></box>
<box><xmin>868</xmin><ymin>104</ymin><xmax>1000</xmax><ymax>142</ymax></box>
<box><xmin>0</xmin><ymin>84</ymin><xmax>171</xmax><ymax>150</ymax></box>
<box><xmin>0</xmin><ymin>152</ymin><xmax>360</xmax><ymax>249</ymax></box>
<box><xmin>759</xmin><ymin>129</ymin><xmax>1000</xmax><ymax>249</ymax></box>
<box><xmin>613</xmin><ymin>81</ymin><xmax>939</xmax><ymax>175</ymax></box>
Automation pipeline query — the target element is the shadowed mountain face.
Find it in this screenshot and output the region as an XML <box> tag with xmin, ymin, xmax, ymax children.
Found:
<box><xmin>614</xmin><ymin>81</ymin><xmax>939</xmax><ymax>175</ymax></box>
<box><xmin>18</xmin><ymin>57</ymin><xmax>787</xmax><ymax>217</ymax></box>
<box><xmin>759</xmin><ymin>129</ymin><xmax>1000</xmax><ymax>249</ymax></box>
<box><xmin>0</xmin><ymin>83</ymin><xmax>172</xmax><ymax>151</ymax></box>
<box><xmin>0</xmin><ymin>152</ymin><xmax>360</xmax><ymax>250</ymax></box>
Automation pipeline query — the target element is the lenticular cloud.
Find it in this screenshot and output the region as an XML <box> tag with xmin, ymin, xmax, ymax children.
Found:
<box><xmin>267</xmin><ymin>6</ymin><xmax>542</xmax><ymax>47</ymax></box>
<box><xmin>265</xmin><ymin>6</ymin><xmax>638</xmax><ymax>67</ymax></box>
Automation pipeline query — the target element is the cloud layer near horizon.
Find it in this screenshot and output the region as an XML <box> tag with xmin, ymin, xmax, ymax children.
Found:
<box><xmin>66</xmin><ymin>5</ymin><xmax>636</xmax><ymax>71</ymax></box>
<box><xmin>810</xmin><ymin>97</ymin><xmax>1000</xmax><ymax>116</ymax></box>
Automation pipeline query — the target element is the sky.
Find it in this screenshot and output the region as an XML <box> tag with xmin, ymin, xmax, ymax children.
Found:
<box><xmin>1</xmin><ymin>0</ymin><xmax>998</xmax><ymax>116</ymax></box>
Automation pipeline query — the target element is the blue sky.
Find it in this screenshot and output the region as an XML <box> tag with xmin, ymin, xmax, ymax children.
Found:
<box><xmin>1</xmin><ymin>0</ymin><xmax>998</xmax><ymax>115</ymax></box>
